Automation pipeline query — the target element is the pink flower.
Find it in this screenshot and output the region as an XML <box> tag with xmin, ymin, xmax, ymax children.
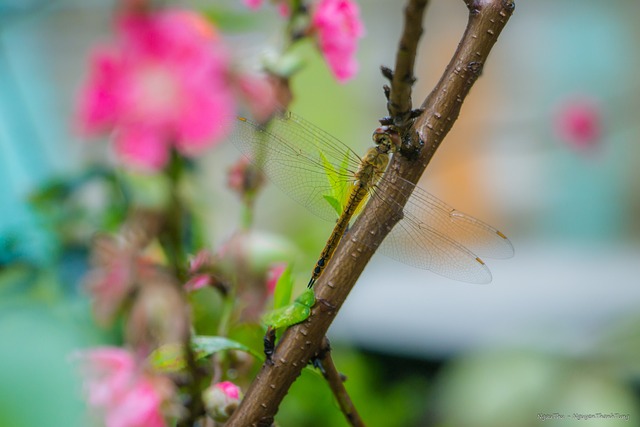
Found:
<box><xmin>216</xmin><ymin>381</ymin><xmax>241</xmax><ymax>400</ymax></box>
<box><xmin>75</xmin><ymin>348</ymin><xmax>136</xmax><ymax>407</ymax></box>
<box><xmin>311</xmin><ymin>0</ymin><xmax>364</xmax><ymax>83</ymax></box>
<box><xmin>277</xmin><ymin>2</ymin><xmax>291</xmax><ymax>17</ymax></box>
<box><xmin>77</xmin><ymin>9</ymin><xmax>235</xmax><ymax>171</ymax></box>
<box><xmin>86</xmin><ymin>235</ymin><xmax>139</xmax><ymax>325</ymax></box>
<box><xmin>184</xmin><ymin>250</ymin><xmax>214</xmax><ymax>292</ymax></box>
<box><xmin>184</xmin><ymin>274</ymin><xmax>211</xmax><ymax>292</ymax></box>
<box><xmin>243</xmin><ymin>0</ymin><xmax>289</xmax><ymax>16</ymax></box>
<box><xmin>243</xmin><ymin>0</ymin><xmax>263</xmax><ymax>10</ymax></box>
<box><xmin>75</xmin><ymin>347</ymin><xmax>175</xmax><ymax>427</ymax></box>
<box><xmin>554</xmin><ymin>97</ymin><xmax>603</xmax><ymax>151</ymax></box>
<box><xmin>265</xmin><ymin>262</ymin><xmax>287</xmax><ymax>294</ymax></box>
<box><xmin>227</xmin><ymin>156</ymin><xmax>266</xmax><ymax>203</ymax></box>
<box><xmin>203</xmin><ymin>381</ymin><xmax>242</xmax><ymax>422</ymax></box>
<box><xmin>237</xmin><ymin>73</ymin><xmax>279</xmax><ymax>123</ymax></box>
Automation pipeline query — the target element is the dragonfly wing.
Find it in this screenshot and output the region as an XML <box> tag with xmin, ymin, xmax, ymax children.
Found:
<box><xmin>377</xmin><ymin>207</ymin><xmax>493</xmax><ymax>284</ymax></box>
<box><xmin>231</xmin><ymin>114</ymin><xmax>362</xmax><ymax>223</ymax></box>
<box><xmin>402</xmin><ymin>184</ymin><xmax>514</xmax><ymax>259</ymax></box>
<box><xmin>367</xmin><ymin>179</ymin><xmax>513</xmax><ymax>284</ymax></box>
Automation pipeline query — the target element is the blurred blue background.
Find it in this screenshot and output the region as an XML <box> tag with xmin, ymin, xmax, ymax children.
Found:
<box><xmin>2</xmin><ymin>0</ymin><xmax>640</xmax><ymax>426</ymax></box>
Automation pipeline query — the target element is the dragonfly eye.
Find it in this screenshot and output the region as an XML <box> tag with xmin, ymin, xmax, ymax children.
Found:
<box><xmin>372</xmin><ymin>126</ymin><xmax>401</xmax><ymax>153</ymax></box>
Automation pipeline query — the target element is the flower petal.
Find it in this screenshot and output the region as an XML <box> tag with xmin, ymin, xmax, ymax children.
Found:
<box><xmin>114</xmin><ymin>124</ymin><xmax>170</xmax><ymax>171</ymax></box>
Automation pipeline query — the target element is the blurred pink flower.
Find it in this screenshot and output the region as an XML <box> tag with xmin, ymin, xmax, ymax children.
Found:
<box><xmin>237</xmin><ymin>73</ymin><xmax>279</xmax><ymax>123</ymax></box>
<box><xmin>265</xmin><ymin>262</ymin><xmax>287</xmax><ymax>294</ymax></box>
<box><xmin>227</xmin><ymin>155</ymin><xmax>266</xmax><ymax>204</ymax></box>
<box><xmin>311</xmin><ymin>0</ymin><xmax>364</xmax><ymax>83</ymax></box>
<box><xmin>203</xmin><ymin>381</ymin><xmax>242</xmax><ymax>422</ymax></box>
<box><xmin>216</xmin><ymin>381</ymin><xmax>241</xmax><ymax>400</ymax></box>
<box><xmin>277</xmin><ymin>2</ymin><xmax>291</xmax><ymax>17</ymax></box>
<box><xmin>554</xmin><ymin>97</ymin><xmax>603</xmax><ymax>150</ymax></box>
<box><xmin>243</xmin><ymin>0</ymin><xmax>263</xmax><ymax>9</ymax></box>
<box><xmin>184</xmin><ymin>250</ymin><xmax>213</xmax><ymax>292</ymax></box>
<box><xmin>243</xmin><ymin>0</ymin><xmax>289</xmax><ymax>16</ymax></box>
<box><xmin>86</xmin><ymin>236</ymin><xmax>139</xmax><ymax>325</ymax></box>
<box><xmin>75</xmin><ymin>347</ymin><xmax>174</xmax><ymax>427</ymax></box>
<box><xmin>184</xmin><ymin>274</ymin><xmax>211</xmax><ymax>292</ymax></box>
<box><xmin>76</xmin><ymin>347</ymin><xmax>136</xmax><ymax>407</ymax></box>
<box><xmin>78</xmin><ymin>9</ymin><xmax>235</xmax><ymax>171</ymax></box>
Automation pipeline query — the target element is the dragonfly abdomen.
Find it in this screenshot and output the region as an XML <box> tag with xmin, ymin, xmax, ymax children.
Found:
<box><xmin>307</xmin><ymin>181</ymin><xmax>371</xmax><ymax>288</ymax></box>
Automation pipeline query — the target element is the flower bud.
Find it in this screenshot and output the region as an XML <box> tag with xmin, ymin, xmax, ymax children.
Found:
<box><xmin>203</xmin><ymin>381</ymin><xmax>242</xmax><ymax>422</ymax></box>
<box><xmin>265</xmin><ymin>262</ymin><xmax>287</xmax><ymax>295</ymax></box>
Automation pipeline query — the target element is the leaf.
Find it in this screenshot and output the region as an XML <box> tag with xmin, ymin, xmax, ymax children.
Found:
<box><xmin>273</xmin><ymin>265</ymin><xmax>294</xmax><ymax>311</ymax></box>
<box><xmin>322</xmin><ymin>195</ymin><xmax>343</xmax><ymax>218</ymax></box>
<box><xmin>193</xmin><ymin>336</ymin><xmax>260</xmax><ymax>358</ymax></box>
<box><xmin>319</xmin><ymin>151</ymin><xmax>345</xmax><ymax>218</ymax></box>
<box><xmin>262</xmin><ymin>289</ymin><xmax>315</xmax><ymax>329</ymax></box>
<box><xmin>149</xmin><ymin>336</ymin><xmax>261</xmax><ymax>372</ymax></box>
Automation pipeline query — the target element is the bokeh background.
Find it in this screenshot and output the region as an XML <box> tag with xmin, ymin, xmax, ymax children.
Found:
<box><xmin>2</xmin><ymin>0</ymin><xmax>640</xmax><ymax>426</ymax></box>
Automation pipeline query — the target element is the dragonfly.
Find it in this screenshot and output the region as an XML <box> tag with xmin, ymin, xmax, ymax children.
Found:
<box><xmin>232</xmin><ymin>112</ymin><xmax>514</xmax><ymax>287</ymax></box>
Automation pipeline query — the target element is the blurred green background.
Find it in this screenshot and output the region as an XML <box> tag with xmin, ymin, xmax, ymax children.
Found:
<box><xmin>2</xmin><ymin>0</ymin><xmax>640</xmax><ymax>426</ymax></box>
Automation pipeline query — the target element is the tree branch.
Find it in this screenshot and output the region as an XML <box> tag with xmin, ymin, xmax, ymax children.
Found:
<box><xmin>225</xmin><ymin>1</ymin><xmax>515</xmax><ymax>425</ymax></box>
<box><xmin>385</xmin><ymin>0</ymin><xmax>429</xmax><ymax>128</ymax></box>
<box><xmin>314</xmin><ymin>338</ymin><xmax>366</xmax><ymax>427</ymax></box>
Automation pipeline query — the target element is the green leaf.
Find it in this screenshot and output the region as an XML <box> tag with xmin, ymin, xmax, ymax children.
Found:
<box><xmin>273</xmin><ymin>265</ymin><xmax>294</xmax><ymax>310</ymax></box>
<box><xmin>193</xmin><ymin>336</ymin><xmax>259</xmax><ymax>358</ymax></box>
<box><xmin>319</xmin><ymin>152</ymin><xmax>342</xmax><ymax>217</ymax></box>
<box><xmin>319</xmin><ymin>149</ymin><xmax>352</xmax><ymax>218</ymax></box>
<box><xmin>322</xmin><ymin>195</ymin><xmax>343</xmax><ymax>218</ymax></box>
<box><xmin>149</xmin><ymin>336</ymin><xmax>262</xmax><ymax>372</ymax></box>
<box><xmin>262</xmin><ymin>289</ymin><xmax>315</xmax><ymax>329</ymax></box>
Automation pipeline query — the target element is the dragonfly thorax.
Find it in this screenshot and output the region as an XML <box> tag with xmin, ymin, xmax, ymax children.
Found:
<box><xmin>356</xmin><ymin>148</ymin><xmax>389</xmax><ymax>189</ymax></box>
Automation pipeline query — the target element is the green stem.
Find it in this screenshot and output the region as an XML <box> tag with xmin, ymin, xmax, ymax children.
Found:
<box><xmin>162</xmin><ymin>150</ymin><xmax>186</xmax><ymax>280</ymax></box>
<box><xmin>239</xmin><ymin>201</ymin><xmax>254</xmax><ymax>231</ymax></box>
<box><xmin>160</xmin><ymin>151</ymin><xmax>204</xmax><ymax>425</ymax></box>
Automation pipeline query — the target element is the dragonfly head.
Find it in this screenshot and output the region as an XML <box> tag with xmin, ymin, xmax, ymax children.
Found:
<box><xmin>372</xmin><ymin>125</ymin><xmax>401</xmax><ymax>154</ymax></box>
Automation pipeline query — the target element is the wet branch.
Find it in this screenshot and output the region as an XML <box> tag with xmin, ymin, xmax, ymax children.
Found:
<box><xmin>225</xmin><ymin>1</ymin><xmax>515</xmax><ymax>425</ymax></box>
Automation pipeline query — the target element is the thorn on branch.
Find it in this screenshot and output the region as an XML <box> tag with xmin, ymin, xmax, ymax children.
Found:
<box><xmin>380</xmin><ymin>65</ymin><xmax>394</xmax><ymax>81</ymax></box>
<box><xmin>311</xmin><ymin>336</ymin><xmax>332</xmax><ymax>375</ymax></box>
<box><xmin>464</xmin><ymin>0</ymin><xmax>480</xmax><ymax>14</ymax></box>
<box><xmin>257</xmin><ymin>416</ymin><xmax>275</xmax><ymax>427</ymax></box>
<box><xmin>379</xmin><ymin>116</ymin><xmax>393</xmax><ymax>126</ymax></box>
<box><xmin>383</xmin><ymin>85</ymin><xmax>391</xmax><ymax>101</ymax></box>
<box><xmin>403</xmin><ymin>74</ymin><xmax>417</xmax><ymax>86</ymax></box>
<box><xmin>409</xmin><ymin>108</ymin><xmax>425</xmax><ymax>119</ymax></box>
<box><xmin>467</xmin><ymin>61</ymin><xmax>483</xmax><ymax>76</ymax></box>
<box><xmin>503</xmin><ymin>0</ymin><xmax>516</xmax><ymax>12</ymax></box>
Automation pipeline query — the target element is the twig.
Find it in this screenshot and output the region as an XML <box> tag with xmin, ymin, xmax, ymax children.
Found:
<box><xmin>225</xmin><ymin>1</ymin><xmax>515</xmax><ymax>425</ymax></box>
<box><xmin>385</xmin><ymin>0</ymin><xmax>429</xmax><ymax>129</ymax></box>
<box><xmin>314</xmin><ymin>338</ymin><xmax>365</xmax><ymax>427</ymax></box>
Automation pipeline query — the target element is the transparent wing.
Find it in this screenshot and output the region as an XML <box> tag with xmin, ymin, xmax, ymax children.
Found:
<box><xmin>393</xmin><ymin>179</ymin><xmax>514</xmax><ymax>259</ymax></box>
<box><xmin>364</xmin><ymin>179</ymin><xmax>514</xmax><ymax>284</ymax></box>
<box><xmin>231</xmin><ymin>113</ymin><xmax>363</xmax><ymax>222</ymax></box>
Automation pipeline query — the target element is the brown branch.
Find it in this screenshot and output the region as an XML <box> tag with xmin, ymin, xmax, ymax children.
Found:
<box><xmin>315</xmin><ymin>338</ymin><xmax>366</xmax><ymax>427</ymax></box>
<box><xmin>385</xmin><ymin>0</ymin><xmax>429</xmax><ymax>128</ymax></box>
<box><xmin>225</xmin><ymin>1</ymin><xmax>515</xmax><ymax>425</ymax></box>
